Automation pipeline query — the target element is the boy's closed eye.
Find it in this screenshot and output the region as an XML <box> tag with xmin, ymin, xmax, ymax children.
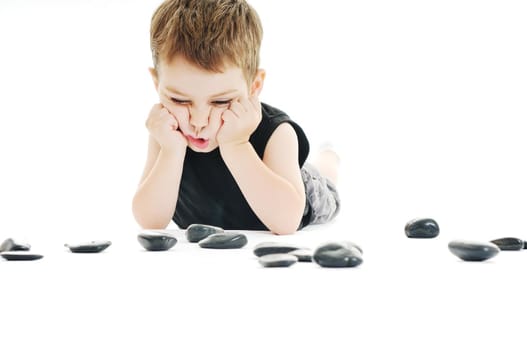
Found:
<box><xmin>170</xmin><ymin>98</ymin><xmax>191</xmax><ymax>105</ymax></box>
<box><xmin>170</xmin><ymin>98</ymin><xmax>232</xmax><ymax>106</ymax></box>
<box><xmin>212</xmin><ymin>100</ymin><xmax>232</xmax><ymax>106</ymax></box>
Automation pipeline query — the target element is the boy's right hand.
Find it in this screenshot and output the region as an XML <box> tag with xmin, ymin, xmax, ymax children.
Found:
<box><xmin>146</xmin><ymin>104</ymin><xmax>188</xmax><ymax>152</ymax></box>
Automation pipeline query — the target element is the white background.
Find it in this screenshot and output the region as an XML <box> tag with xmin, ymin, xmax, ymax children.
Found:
<box><xmin>1</xmin><ymin>1</ymin><xmax>526</xmax><ymax>349</ymax></box>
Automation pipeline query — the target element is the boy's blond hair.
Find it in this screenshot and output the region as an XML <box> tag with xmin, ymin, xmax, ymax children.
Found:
<box><xmin>150</xmin><ymin>0</ymin><xmax>263</xmax><ymax>83</ymax></box>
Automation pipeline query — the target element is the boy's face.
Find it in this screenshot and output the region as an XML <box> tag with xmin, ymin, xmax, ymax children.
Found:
<box><xmin>150</xmin><ymin>55</ymin><xmax>265</xmax><ymax>153</ymax></box>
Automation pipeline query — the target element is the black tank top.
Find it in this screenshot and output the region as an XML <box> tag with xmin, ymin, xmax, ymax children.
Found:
<box><xmin>172</xmin><ymin>102</ymin><xmax>311</xmax><ymax>230</ymax></box>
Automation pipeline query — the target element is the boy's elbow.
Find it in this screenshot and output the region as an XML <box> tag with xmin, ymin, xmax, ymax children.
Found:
<box><xmin>140</xmin><ymin>221</ymin><xmax>170</xmax><ymax>230</ymax></box>
<box><xmin>134</xmin><ymin>214</ymin><xmax>170</xmax><ymax>230</ymax></box>
<box><xmin>132</xmin><ymin>204</ymin><xmax>171</xmax><ymax>230</ymax></box>
<box><xmin>269</xmin><ymin>200</ymin><xmax>305</xmax><ymax>235</ymax></box>
<box><xmin>272</xmin><ymin>228</ymin><xmax>297</xmax><ymax>235</ymax></box>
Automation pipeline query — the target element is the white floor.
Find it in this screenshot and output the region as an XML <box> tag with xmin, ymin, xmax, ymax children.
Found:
<box><xmin>1</xmin><ymin>1</ymin><xmax>527</xmax><ymax>348</ymax></box>
<box><xmin>3</xmin><ymin>221</ymin><xmax>526</xmax><ymax>349</ymax></box>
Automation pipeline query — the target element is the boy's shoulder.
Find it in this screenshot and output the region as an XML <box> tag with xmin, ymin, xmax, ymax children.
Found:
<box><xmin>255</xmin><ymin>102</ymin><xmax>310</xmax><ymax>166</ymax></box>
<box><xmin>261</xmin><ymin>102</ymin><xmax>288</xmax><ymax>119</ymax></box>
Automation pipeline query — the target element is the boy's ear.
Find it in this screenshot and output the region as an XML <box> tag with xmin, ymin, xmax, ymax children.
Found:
<box><xmin>149</xmin><ymin>67</ymin><xmax>159</xmax><ymax>91</ymax></box>
<box><xmin>250</xmin><ymin>69</ymin><xmax>266</xmax><ymax>96</ymax></box>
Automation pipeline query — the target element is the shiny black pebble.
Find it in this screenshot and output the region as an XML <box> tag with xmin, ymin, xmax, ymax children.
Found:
<box><xmin>289</xmin><ymin>249</ymin><xmax>313</xmax><ymax>262</ymax></box>
<box><xmin>1</xmin><ymin>252</ymin><xmax>43</xmax><ymax>261</ymax></box>
<box><xmin>317</xmin><ymin>241</ymin><xmax>363</xmax><ymax>255</ymax></box>
<box><xmin>198</xmin><ymin>233</ymin><xmax>247</xmax><ymax>249</ymax></box>
<box><xmin>0</xmin><ymin>238</ymin><xmax>31</xmax><ymax>252</ymax></box>
<box><xmin>490</xmin><ymin>237</ymin><xmax>524</xmax><ymax>251</ymax></box>
<box><xmin>137</xmin><ymin>232</ymin><xmax>178</xmax><ymax>251</ymax></box>
<box><xmin>524</xmin><ymin>241</ymin><xmax>527</xmax><ymax>249</ymax></box>
<box><xmin>253</xmin><ymin>242</ymin><xmax>304</xmax><ymax>257</ymax></box>
<box><xmin>259</xmin><ymin>253</ymin><xmax>298</xmax><ymax>267</ymax></box>
<box><xmin>448</xmin><ymin>240</ymin><xmax>500</xmax><ymax>262</ymax></box>
<box><xmin>186</xmin><ymin>224</ymin><xmax>224</xmax><ymax>243</ymax></box>
<box><xmin>405</xmin><ymin>218</ymin><xmax>440</xmax><ymax>238</ymax></box>
<box><xmin>65</xmin><ymin>240</ymin><xmax>112</xmax><ymax>253</ymax></box>
<box><xmin>313</xmin><ymin>242</ymin><xmax>363</xmax><ymax>268</ymax></box>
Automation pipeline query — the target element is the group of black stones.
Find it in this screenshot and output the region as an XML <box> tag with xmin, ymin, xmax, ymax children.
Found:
<box><xmin>1</xmin><ymin>219</ymin><xmax>526</xmax><ymax>267</ymax></box>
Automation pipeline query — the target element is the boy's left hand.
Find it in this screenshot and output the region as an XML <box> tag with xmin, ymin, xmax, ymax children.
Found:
<box><xmin>217</xmin><ymin>96</ymin><xmax>261</xmax><ymax>147</ymax></box>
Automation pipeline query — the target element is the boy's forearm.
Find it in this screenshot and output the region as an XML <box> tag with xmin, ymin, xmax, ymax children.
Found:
<box><xmin>220</xmin><ymin>143</ymin><xmax>305</xmax><ymax>235</ymax></box>
<box><xmin>132</xmin><ymin>149</ymin><xmax>186</xmax><ymax>229</ymax></box>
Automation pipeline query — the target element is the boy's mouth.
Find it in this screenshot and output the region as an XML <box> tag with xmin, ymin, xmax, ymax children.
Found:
<box><xmin>187</xmin><ymin>135</ymin><xmax>209</xmax><ymax>149</ymax></box>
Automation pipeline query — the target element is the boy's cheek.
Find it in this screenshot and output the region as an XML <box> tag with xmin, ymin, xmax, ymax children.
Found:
<box><xmin>162</xmin><ymin>102</ymin><xmax>189</xmax><ymax>122</ymax></box>
<box><xmin>210</xmin><ymin>107</ymin><xmax>225</xmax><ymax>121</ymax></box>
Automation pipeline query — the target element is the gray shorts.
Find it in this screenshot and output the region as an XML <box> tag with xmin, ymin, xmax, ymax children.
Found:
<box><xmin>301</xmin><ymin>163</ymin><xmax>340</xmax><ymax>225</ymax></box>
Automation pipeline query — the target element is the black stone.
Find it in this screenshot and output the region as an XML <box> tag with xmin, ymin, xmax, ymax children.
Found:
<box><xmin>198</xmin><ymin>233</ymin><xmax>247</xmax><ymax>249</ymax></box>
<box><xmin>137</xmin><ymin>232</ymin><xmax>178</xmax><ymax>251</ymax></box>
<box><xmin>313</xmin><ymin>242</ymin><xmax>363</xmax><ymax>268</ymax></box>
<box><xmin>490</xmin><ymin>237</ymin><xmax>524</xmax><ymax>251</ymax></box>
<box><xmin>289</xmin><ymin>249</ymin><xmax>313</xmax><ymax>262</ymax></box>
<box><xmin>253</xmin><ymin>242</ymin><xmax>304</xmax><ymax>257</ymax></box>
<box><xmin>317</xmin><ymin>241</ymin><xmax>363</xmax><ymax>255</ymax></box>
<box><xmin>186</xmin><ymin>224</ymin><xmax>224</xmax><ymax>243</ymax></box>
<box><xmin>405</xmin><ymin>218</ymin><xmax>440</xmax><ymax>238</ymax></box>
<box><xmin>65</xmin><ymin>240</ymin><xmax>112</xmax><ymax>253</ymax></box>
<box><xmin>259</xmin><ymin>253</ymin><xmax>298</xmax><ymax>267</ymax></box>
<box><xmin>524</xmin><ymin>241</ymin><xmax>527</xmax><ymax>249</ymax></box>
<box><xmin>0</xmin><ymin>238</ymin><xmax>31</xmax><ymax>252</ymax></box>
<box><xmin>448</xmin><ymin>240</ymin><xmax>500</xmax><ymax>262</ymax></box>
<box><xmin>1</xmin><ymin>252</ymin><xmax>43</xmax><ymax>261</ymax></box>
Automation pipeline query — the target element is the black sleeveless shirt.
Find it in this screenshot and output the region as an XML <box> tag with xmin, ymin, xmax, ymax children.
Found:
<box><xmin>172</xmin><ymin>102</ymin><xmax>311</xmax><ymax>230</ymax></box>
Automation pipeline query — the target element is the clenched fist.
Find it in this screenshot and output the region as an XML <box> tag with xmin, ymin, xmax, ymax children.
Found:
<box><xmin>145</xmin><ymin>103</ymin><xmax>188</xmax><ymax>152</ymax></box>
<box><xmin>217</xmin><ymin>96</ymin><xmax>261</xmax><ymax>147</ymax></box>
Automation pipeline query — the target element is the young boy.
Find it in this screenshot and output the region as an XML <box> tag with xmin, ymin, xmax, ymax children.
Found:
<box><xmin>132</xmin><ymin>0</ymin><xmax>340</xmax><ymax>235</ymax></box>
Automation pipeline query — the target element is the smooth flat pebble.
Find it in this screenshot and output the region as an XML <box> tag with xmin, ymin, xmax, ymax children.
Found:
<box><xmin>186</xmin><ymin>224</ymin><xmax>224</xmax><ymax>243</ymax></box>
<box><xmin>259</xmin><ymin>253</ymin><xmax>298</xmax><ymax>268</ymax></box>
<box><xmin>65</xmin><ymin>240</ymin><xmax>112</xmax><ymax>253</ymax></box>
<box><xmin>198</xmin><ymin>232</ymin><xmax>247</xmax><ymax>249</ymax></box>
<box><xmin>313</xmin><ymin>242</ymin><xmax>363</xmax><ymax>268</ymax></box>
<box><xmin>137</xmin><ymin>232</ymin><xmax>178</xmax><ymax>251</ymax></box>
<box><xmin>405</xmin><ymin>218</ymin><xmax>440</xmax><ymax>238</ymax></box>
<box><xmin>288</xmin><ymin>249</ymin><xmax>313</xmax><ymax>262</ymax></box>
<box><xmin>316</xmin><ymin>241</ymin><xmax>363</xmax><ymax>255</ymax></box>
<box><xmin>0</xmin><ymin>238</ymin><xmax>31</xmax><ymax>252</ymax></box>
<box><xmin>448</xmin><ymin>240</ymin><xmax>500</xmax><ymax>262</ymax></box>
<box><xmin>490</xmin><ymin>237</ymin><xmax>524</xmax><ymax>251</ymax></box>
<box><xmin>253</xmin><ymin>242</ymin><xmax>304</xmax><ymax>257</ymax></box>
<box><xmin>1</xmin><ymin>252</ymin><xmax>43</xmax><ymax>261</ymax></box>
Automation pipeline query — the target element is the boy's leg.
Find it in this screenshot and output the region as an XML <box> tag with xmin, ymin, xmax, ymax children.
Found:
<box><xmin>301</xmin><ymin>146</ymin><xmax>341</xmax><ymax>225</ymax></box>
<box><xmin>311</xmin><ymin>148</ymin><xmax>340</xmax><ymax>186</ymax></box>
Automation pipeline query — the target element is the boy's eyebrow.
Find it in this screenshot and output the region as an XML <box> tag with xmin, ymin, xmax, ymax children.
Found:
<box><xmin>165</xmin><ymin>86</ymin><xmax>238</xmax><ymax>98</ymax></box>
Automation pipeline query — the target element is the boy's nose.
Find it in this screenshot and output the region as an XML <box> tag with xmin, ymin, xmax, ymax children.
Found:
<box><xmin>189</xmin><ymin>106</ymin><xmax>210</xmax><ymax>134</ymax></box>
